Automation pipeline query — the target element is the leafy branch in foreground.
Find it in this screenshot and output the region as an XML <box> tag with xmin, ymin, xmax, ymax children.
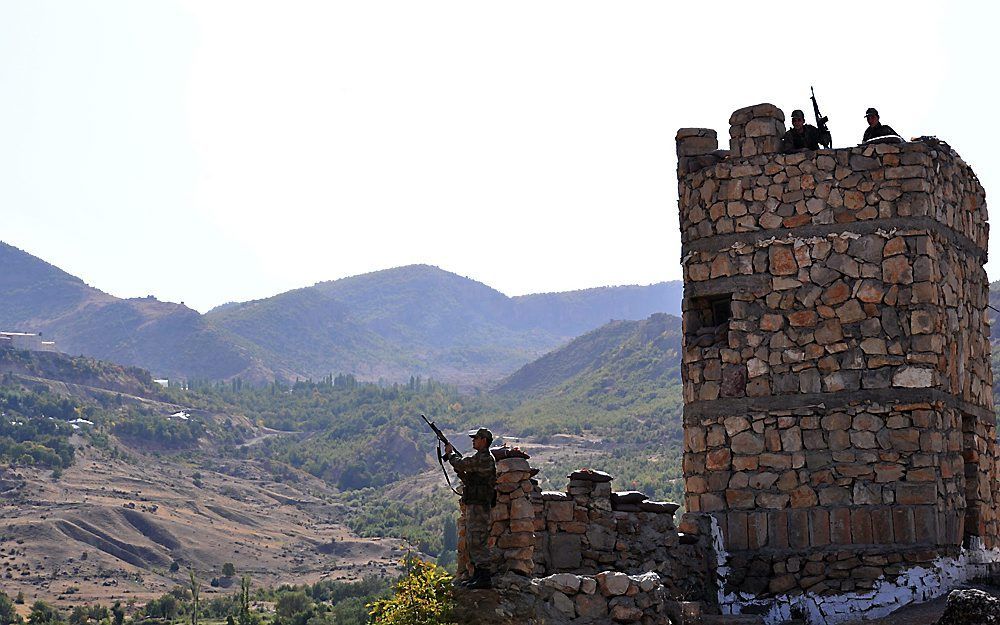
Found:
<box><xmin>368</xmin><ymin>558</ymin><xmax>457</xmax><ymax>625</ymax></box>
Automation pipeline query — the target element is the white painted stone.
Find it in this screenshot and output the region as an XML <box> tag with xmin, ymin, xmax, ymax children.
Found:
<box><xmin>709</xmin><ymin>516</ymin><xmax>1000</xmax><ymax>625</ymax></box>
<box><xmin>633</xmin><ymin>571</ymin><xmax>661</xmax><ymax>592</ymax></box>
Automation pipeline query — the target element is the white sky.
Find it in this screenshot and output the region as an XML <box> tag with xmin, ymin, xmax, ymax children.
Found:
<box><xmin>1</xmin><ymin>1</ymin><xmax>998</xmax><ymax>312</ymax></box>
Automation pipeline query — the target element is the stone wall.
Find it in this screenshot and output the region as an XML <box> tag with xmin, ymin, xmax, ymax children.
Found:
<box><xmin>676</xmin><ymin>104</ymin><xmax>998</xmax><ymax>621</ymax></box>
<box><xmin>533</xmin><ymin>570</ymin><xmax>673</xmax><ymax>623</ymax></box>
<box><xmin>454</xmin><ymin>451</ymin><xmax>719</xmax><ymax>608</ymax></box>
<box><xmin>532</xmin><ymin>470</ymin><xmax>696</xmax><ymax>591</ymax></box>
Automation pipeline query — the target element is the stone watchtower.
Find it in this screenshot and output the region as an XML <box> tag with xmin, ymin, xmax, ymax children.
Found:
<box><xmin>676</xmin><ymin>104</ymin><xmax>999</xmax><ymax>621</ymax></box>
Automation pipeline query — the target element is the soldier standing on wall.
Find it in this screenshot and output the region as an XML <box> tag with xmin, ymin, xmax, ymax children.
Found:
<box><xmin>780</xmin><ymin>109</ymin><xmax>831</xmax><ymax>153</ymax></box>
<box><xmin>862</xmin><ymin>108</ymin><xmax>903</xmax><ymax>143</ymax></box>
<box><xmin>444</xmin><ymin>427</ymin><xmax>497</xmax><ymax>589</ymax></box>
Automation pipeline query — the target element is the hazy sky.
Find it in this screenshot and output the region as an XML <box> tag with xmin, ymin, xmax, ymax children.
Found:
<box><xmin>2</xmin><ymin>1</ymin><xmax>997</xmax><ymax>312</ymax></box>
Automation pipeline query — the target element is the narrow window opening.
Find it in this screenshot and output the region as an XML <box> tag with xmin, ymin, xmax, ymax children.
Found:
<box><xmin>686</xmin><ymin>293</ymin><xmax>733</xmax><ymax>345</ymax></box>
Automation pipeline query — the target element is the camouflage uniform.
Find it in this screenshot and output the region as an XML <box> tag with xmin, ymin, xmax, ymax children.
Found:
<box><xmin>781</xmin><ymin>124</ymin><xmax>830</xmax><ymax>153</ymax></box>
<box><xmin>447</xmin><ymin>446</ymin><xmax>496</xmax><ymax>570</ymax></box>
<box><xmin>863</xmin><ymin>122</ymin><xmax>899</xmax><ymax>142</ymax></box>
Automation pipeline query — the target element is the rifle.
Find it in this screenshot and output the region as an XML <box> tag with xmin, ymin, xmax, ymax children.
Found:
<box><xmin>420</xmin><ymin>414</ymin><xmax>460</xmax><ymax>495</ymax></box>
<box><xmin>810</xmin><ymin>86</ymin><xmax>832</xmax><ymax>149</ymax></box>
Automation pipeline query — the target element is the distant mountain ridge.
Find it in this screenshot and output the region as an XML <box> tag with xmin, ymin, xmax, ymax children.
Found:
<box><xmin>0</xmin><ymin>242</ymin><xmax>271</xmax><ymax>381</ymax></box>
<box><xmin>1</xmin><ymin>242</ymin><xmax>683</xmax><ymax>384</ymax></box>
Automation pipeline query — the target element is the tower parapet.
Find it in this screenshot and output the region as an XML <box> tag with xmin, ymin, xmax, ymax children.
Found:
<box><xmin>677</xmin><ymin>104</ymin><xmax>998</xmax><ymax>622</ymax></box>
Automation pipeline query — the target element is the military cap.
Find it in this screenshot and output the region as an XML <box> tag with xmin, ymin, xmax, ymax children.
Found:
<box><xmin>790</xmin><ymin>109</ymin><xmax>805</xmax><ymax>120</ymax></box>
<box><xmin>865</xmin><ymin>107</ymin><xmax>879</xmax><ymax>118</ymax></box>
<box><xmin>467</xmin><ymin>427</ymin><xmax>493</xmax><ymax>443</ymax></box>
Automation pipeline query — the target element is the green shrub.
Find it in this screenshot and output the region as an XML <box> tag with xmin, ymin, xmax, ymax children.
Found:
<box><xmin>368</xmin><ymin>559</ymin><xmax>456</xmax><ymax>625</ymax></box>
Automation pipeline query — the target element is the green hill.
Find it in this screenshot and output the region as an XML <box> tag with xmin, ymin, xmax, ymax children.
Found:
<box><xmin>206</xmin><ymin>265</ymin><xmax>684</xmax><ymax>386</ymax></box>
<box><xmin>496</xmin><ymin>313</ymin><xmax>684</xmax><ymax>438</ymax></box>
<box><xmin>2</xmin><ymin>242</ymin><xmax>683</xmax><ymax>385</ymax></box>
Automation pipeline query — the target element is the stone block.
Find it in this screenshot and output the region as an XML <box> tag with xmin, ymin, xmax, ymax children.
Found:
<box><xmin>731</xmin><ymin>431</ymin><xmax>764</xmax><ymax>455</ymax></box>
<box><xmin>511</xmin><ymin>496</ymin><xmax>535</xmax><ymax>520</ymax></box>
<box><xmin>810</xmin><ymin>509</ymin><xmax>830</xmax><ymax>547</ymax></box>
<box><xmin>830</xmin><ymin>508</ymin><xmax>851</xmax><ymax>544</ymax></box>
<box><xmin>497</xmin><ymin>458</ymin><xmax>531</xmax><ymax>473</ymax></box>
<box><xmin>769</xmin><ymin>510</ymin><xmax>789</xmax><ymax>549</ymax></box>
<box><xmin>851</xmin><ymin>508</ymin><xmax>874</xmax><ymax>544</ymax></box>
<box><xmin>609</xmin><ymin>603</ymin><xmax>643</xmax><ymax>622</ymax></box>
<box><xmin>913</xmin><ymin>506</ymin><xmax>938</xmax><ymax>541</ymax></box>
<box><xmin>549</xmin><ymin>534</ymin><xmax>583</xmax><ymax>569</ymax></box>
<box><xmin>551</xmin><ymin>591</ymin><xmax>576</xmax><ymax>617</ymax></box>
<box><xmin>586</xmin><ymin>526</ymin><xmax>616</xmax><ymax>551</ymax></box>
<box><xmin>575</xmin><ymin>592</ymin><xmax>608</xmax><ymax>618</ymax></box>
<box><xmin>727</xmin><ymin>512</ymin><xmax>749</xmax><ymax>550</ymax></box>
<box><xmin>892</xmin><ymin>508</ymin><xmax>915</xmax><ymax>544</ymax></box>
<box><xmin>547</xmin><ymin>501</ymin><xmax>575</xmax><ymax>522</ymax></box>
<box><xmin>871</xmin><ymin>508</ymin><xmax>894</xmax><ymax>543</ymax></box>
<box><xmin>788</xmin><ymin>509</ymin><xmax>810</xmax><ymax>549</ymax></box>
<box><xmin>597</xmin><ymin>571</ymin><xmax>631</xmax><ymax>596</ymax></box>
<box><xmin>540</xmin><ymin>573</ymin><xmax>582</xmax><ymax>594</ymax></box>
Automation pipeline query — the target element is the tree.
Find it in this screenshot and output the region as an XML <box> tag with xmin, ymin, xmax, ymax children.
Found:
<box><xmin>222</xmin><ymin>562</ymin><xmax>236</xmax><ymax>578</ymax></box>
<box><xmin>0</xmin><ymin>592</ymin><xmax>21</xmax><ymax>625</ymax></box>
<box><xmin>27</xmin><ymin>602</ymin><xmax>63</xmax><ymax>625</ymax></box>
<box><xmin>275</xmin><ymin>591</ymin><xmax>310</xmax><ymax>621</ymax></box>
<box><xmin>237</xmin><ymin>576</ymin><xmax>256</xmax><ymax>625</ymax></box>
<box><xmin>111</xmin><ymin>603</ymin><xmax>124</xmax><ymax>625</ymax></box>
<box><xmin>189</xmin><ymin>570</ymin><xmax>200</xmax><ymax>625</ymax></box>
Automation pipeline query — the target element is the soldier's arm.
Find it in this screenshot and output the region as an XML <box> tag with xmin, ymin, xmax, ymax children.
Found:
<box><xmin>449</xmin><ymin>453</ymin><xmax>476</xmax><ymax>472</ymax></box>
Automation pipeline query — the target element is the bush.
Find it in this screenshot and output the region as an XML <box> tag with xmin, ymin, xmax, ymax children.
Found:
<box><xmin>367</xmin><ymin>559</ymin><xmax>456</xmax><ymax>625</ymax></box>
<box><xmin>0</xmin><ymin>592</ymin><xmax>21</xmax><ymax>625</ymax></box>
<box><xmin>26</xmin><ymin>602</ymin><xmax>63</xmax><ymax>625</ymax></box>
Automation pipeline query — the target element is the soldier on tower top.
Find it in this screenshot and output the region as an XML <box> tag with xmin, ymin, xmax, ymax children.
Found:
<box><xmin>780</xmin><ymin>109</ymin><xmax>831</xmax><ymax>153</ymax></box>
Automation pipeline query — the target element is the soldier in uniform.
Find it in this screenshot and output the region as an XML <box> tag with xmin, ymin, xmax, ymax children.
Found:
<box><xmin>444</xmin><ymin>427</ymin><xmax>497</xmax><ymax>589</ymax></box>
<box><xmin>862</xmin><ymin>108</ymin><xmax>901</xmax><ymax>143</ymax></box>
<box><xmin>781</xmin><ymin>109</ymin><xmax>831</xmax><ymax>153</ymax></box>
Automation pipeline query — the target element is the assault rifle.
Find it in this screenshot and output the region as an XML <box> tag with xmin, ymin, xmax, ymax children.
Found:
<box><xmin>420</xmin><ymin>414</ymin><xmax>460</xmax><ymax>495</ymax></box>
<box><xmin>810</xmin><ymin>86</ymin><xmax>832</xmax><ymax>149</ymax></box>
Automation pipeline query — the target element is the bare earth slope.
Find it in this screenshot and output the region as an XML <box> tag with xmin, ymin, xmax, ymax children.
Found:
<box><xmin>0</xmin><ymin>441</ymin><xmax>408</xmax><ymax>607</ymax></box>
<box><xmin>0</xmin><ymin>358</ymin><xmax>409</xmax><ymax>608</ymax></box>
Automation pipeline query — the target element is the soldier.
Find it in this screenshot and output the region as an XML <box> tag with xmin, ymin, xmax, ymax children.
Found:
<box><xmin>444</xmin><ymin>427</ymin><xmax>497</xmax><ymax>589</ymax></box>
<box><xmin>780</xmin><ymin>109</ymin><xmax>831</xmax><ymax>153</ymax></box>
<box><xmin>862</xmin><ymin>108</ymin><xmax>901</xmax><ymax>143</ymax></box>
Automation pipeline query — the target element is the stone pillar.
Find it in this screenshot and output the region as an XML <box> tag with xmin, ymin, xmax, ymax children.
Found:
<box><xmin>491</xmin><ymin>455</ymin><xmax>537</xmax><ymax>575</ymax></box>
<box><xmin>728</xmin><ymin>103</ymin><xmax>784</xmax><ymax>158</ymax></box>
<box><xmin>567</xmin><ymin>469</ymin><xmax>616</xmax><ymax>574</ymax></box>
<box><xmin>676</xmin><ymin>128</ymin><xmax>722</xmax><ymax>178</ymax></box>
